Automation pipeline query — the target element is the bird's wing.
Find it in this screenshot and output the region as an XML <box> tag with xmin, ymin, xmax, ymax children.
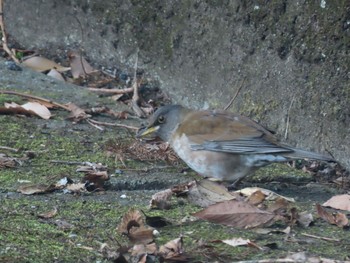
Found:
<box><xmin>177</xmin><ymin>110</ymin><xmax>293</xmax><ymax>154</ymax></box>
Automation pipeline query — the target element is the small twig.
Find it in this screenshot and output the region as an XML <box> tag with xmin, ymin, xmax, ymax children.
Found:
<box><xmin>87</xmin><ymin>87</ymin><xmax>134</xmax><ymax>94</ymax></box>
<box><xmin>50</xmin><ymin>160</ymin><xmax>94</xmax><ymax>165</ymax></box>
<box><xmin>284</xmin><ymin>94</ymin><xmax>295</xmax><ymax>140</ymax></box>
<box><xmin>87</xmin><ymin>118</ymin><xmax>139</xmax><ymax>130</ymax></box>
<box><xmin>131</xmin><ymin>51</ymin><xmax>145</xmax><ymax>118</ymax></box>
<box><xmin>301</xmin><ymin>233</ymin><xmax>340</xmax><ymax>242</ymax></box>
<box><xmin>0</xmin><ymin>146</ymin><xmax>19</xmax><ymax>152</ymax></box>
<box><xmin>0</xmin><ymin>0</ymin><xmax>20</xmax><ymax>63</ymax></box>
<box><xmin>224</xmin><ymin>77</ymin><xmax>246</xmax><ymax>111</ymax></box>
<box><xmin>86</xmin><ymin>118</ymin><xmax>104</xmax><ymax>131</ymax></box>
<box><xmin>0</xmin><ymin>90</ymin><xmax>72</xmax><ymax>111</ymax></box>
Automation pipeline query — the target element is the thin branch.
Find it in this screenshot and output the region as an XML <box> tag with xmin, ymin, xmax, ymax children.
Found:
<box><xmin>87</xmin><ymin>87</ymin><xmax>134</xmax><ymax>94</ymax></box>
<box><xmin>86</xmin><ymin>118</ymin><xmax>104</xmax><ymax>131</ymax></box>
<box><xmin>0</xmin><ymin>0</ymin><xmax>20</xmax><ymax>63</ymax></box>
<box><xmin>87</xmin><ymin>118</ymin><xmax>139</xmax><ymax>130</ymax></box>
<box><xmin>0</xmin><ymin>90</ymin><xmax>71</xmax><ymax>111</ymax></box>
<box><xmin>284</xmin><ymin>94</ymin><xmax>295</xmax><ymax>140</ymax></box>
<box><xmin>224</xmin><ymin>77</ymin><xmax>246</xmax><ymax>111</ymax></box>
<box><xmin>0</xmin><ymin>146</ymin><xmax>19</xmax><ymax>152</ymax></box>
<box><xmin>131</xmin><ymin>51</ymin><xmax>145</xmax><ymax>118</ymax></box>
<box><xmin>301</xmin><ymin>233</ymin><xmax>340</xmax><ymax>242</ymax></box>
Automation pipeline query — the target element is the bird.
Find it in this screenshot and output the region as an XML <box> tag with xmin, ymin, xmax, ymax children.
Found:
<box><xmin>137</xmin><ymin>105</ymin><xmax>334</xmax><ymax>184</ymax></box>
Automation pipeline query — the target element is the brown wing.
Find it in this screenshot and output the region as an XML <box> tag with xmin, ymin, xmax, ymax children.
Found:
<box><xmin>177</xmin><ymin>110</ymin><xmax>293</xmax><ymax>154</ymax></box>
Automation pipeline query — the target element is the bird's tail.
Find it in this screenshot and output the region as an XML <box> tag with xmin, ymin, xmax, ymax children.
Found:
<box><xmin>283</xmin><ymin>146</ymin><xmax>335</xmax><ymax>162</ymax></box>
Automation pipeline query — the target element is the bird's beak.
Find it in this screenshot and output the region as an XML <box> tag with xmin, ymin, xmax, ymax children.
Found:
<box><xmin>136</xmin><ymin>125</ymin><xmax>160</xmax><ymax>138</ymax></box>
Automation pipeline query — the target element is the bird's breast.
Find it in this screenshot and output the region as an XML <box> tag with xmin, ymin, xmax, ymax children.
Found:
<box><xmin>170</xmin><ymin>133</ymin><xmax>252</xmax><ymax>181</ymax></box>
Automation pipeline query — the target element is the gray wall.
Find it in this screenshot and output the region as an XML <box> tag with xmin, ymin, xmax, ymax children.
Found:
<box><xmin>4</xmin><ymin>0</ymin><xmax>350</xmax><ymax>169</ymax></box>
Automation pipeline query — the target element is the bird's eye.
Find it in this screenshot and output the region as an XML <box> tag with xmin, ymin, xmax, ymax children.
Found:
<box><xmin>158</xmin><ymin>115</ymin><xmax>165</xmax><ymax>123</ymax></box>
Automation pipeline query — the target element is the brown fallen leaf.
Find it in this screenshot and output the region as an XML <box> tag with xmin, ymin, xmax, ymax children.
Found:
<box><xmin>128</xmin><ymin>226</ymin><xmax>155</xmax><ymax>244</ymax></box>
<box><xmin>297</xmin><ymin>211</ymin><xmax>314</xmax><ymax>228</ymax></box>
<box><xmin>38</xmin><ymin>207</ymin><xmax>58</xmax><ymax>219</ymax></box>
<box><xmin>5</xmin><ymin>101</ymin><xmax>51</xmax><ymax>119</ymax></box>
<box><xmin>66</xmin><ymin>102</ymin><xmax>91</xmax><ymax>121</ymax></box>
<box><xmin>187</xmin><ymin>179</ymin><xmax>237</xmax><ymax>207</ymax></box>
<box><xmin>129</xmin><ymin>243</ymin><xmax>157</xmax><ymax>257</ymax></box>
<box><xmin>213</xmin><ymin>237</ymin><xmax>263</xmax><ymax>250</ymax></box>
<box><xmin>83</xmin><ymin>170</ymin><xmax>109</xmax><ymax>191</ymax></box>
<box><xmin>68</xmin><ymin>51</ymin><xmax>97</xmax><ymax>79</ymax></box>
<box><xmin>246</xmin><ymin>190</ymin><xmax>267</xmax><ymax>205</ymax></box>
<box><xmin>22</xmin><ymin>56</ymin><xmax>70</xmax><ymax>72</ymax></box>
<box><xmin>117</xmin><ymin>208</ymin><xmax>145</xmax><ymax>235</ymax></box>
<box><xmin>323</xmin><ymin>194</ymin><xmax>350</xmax><ymax>212</ymax></box>
<box><xmin>193</xmin><ymin>200</ymin><xmax>279</xmax><ymax>229</ymax></box>
<box><xmin>159</xmin><ymin>237</ymin><xmax>184</xmax><ymax>260</ymax></box>
<box><xmin>149</xmin><ymin>188</ymin><xmax>173</xmax><ymax>210</ymax></box>
<box><xmin>316</xmin><ymin>203</ymin><xmax>349</xmax><ymax>227</ymax></box>
<box><xmin>17</xmin><ymin>184</ymin><xmax>56</xmax><ymax>195</ymax></box>
<box><xmin>66</xmin><ymin>182</ymin><xmax>86</xmax><ymax>193</ymax></box>
<box><xmin>47</xmin><ymin>68</ymin><xmax>65</xmax><ymax>81</ymax></box>
<box><xmin>266</xmin><ymin>197</ymin><xmax>290</xmax><ymax>215</ymax></box>
<box><xmin>0</xmin><ymin>154</ymin><xmax>17</xmax><ymax>168</ymax></box>
<box><xmin>236</xmin><ymin>187</ymin><xmax>295</xmax><ymax>202</ymax></box>
<box><xmin>334</xmin><ymin>212</ymin><xmax>349</xmax><ymax>227</ymax></box>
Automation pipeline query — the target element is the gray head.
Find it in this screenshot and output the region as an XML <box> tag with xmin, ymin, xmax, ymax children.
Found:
<box><xmin>137</xmin><ymin>105</ymin><xmax>185</xmax><ymax>142</ymax></box>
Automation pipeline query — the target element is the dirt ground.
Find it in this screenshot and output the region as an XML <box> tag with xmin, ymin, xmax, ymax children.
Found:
<box><xmin>0</xmin><ymin>58</ymin><xmax>349</xmax><ymax>262</ymax></box>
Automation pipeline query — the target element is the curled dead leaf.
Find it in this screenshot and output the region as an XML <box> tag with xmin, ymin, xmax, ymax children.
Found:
<box><xmin>316</xmin><ymin>203</ymin><xmax>349</xmax><ymax>228</ymax></box>
<box><xmin>38</xmin><ymin>207</ymin><xmax>58</xmax><ymax>219</ymax></box>
<box><xmin>149</xmin><ymin>188</ymin><xmax>173</xmax><ymax>210</ymax></box>
<box><xmin>22</xmin><ymin>56</ymin><xmax>70</xmax><ymax>72</ymax></box>
<box><xmin>117</xmin><ymin>208</ymin><xmax>145</xmax><ymax>234</ymax></box>
<box><xmin>5</xmin><ymin>102</ymin><xmax>51</xmax><ymax>120</ymax></box>
<box><xmin>17</xmin><ymin>184</ymin><xmax>56</xmax><ymax>195</ymax></box>
<box><xmin>159</xmin><ymin>237</ymin><xmax>183</xmax><ymax>260</ymax></box>
<box><xmin>68</xmin><ymin>51</ymin><xmax>97</xmax><ymax>78</ymax></box>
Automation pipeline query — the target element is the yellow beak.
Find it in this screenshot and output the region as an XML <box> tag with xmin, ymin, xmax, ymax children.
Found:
<box><xmin>137</xmin><ymin>125</ymin><xmax>160</xmax><ymax>138</ymax></box>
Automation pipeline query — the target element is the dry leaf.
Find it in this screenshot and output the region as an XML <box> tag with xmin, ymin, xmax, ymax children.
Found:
<box><xmin>66</xmin><ymin>102</ymin><xmax>91</xmax><ymax>121</ymax></box>
<box><xmin>54</xmin><ymin>219</ymin><xmax>74</xmax><ymax>230</ymax></box>
<box><xmin>323</xmin><ymin>194</ymin><xmax>350</xmax><ymax>212</ymax></box>
<box><xmin>316</xmin><ymin>203</ymin><xmax>349</xmax><ymax>227</ymax></box>
<box><xmin>22</xmin><ymin>56</ymin><xmax>70</xmax><ymax>72</ymax></box>
<box><xmin>187</xmin><ymin>179</ymin><xmax>236</xmax><ymax>207</ymax></box>
<box><xmin>0</xmin><ymin>154</ymin><xmax>17</xmax><ymax>168</ymax></box>
<box><xmin>221</xmin><ymin>237</ymin><xmax>251</xmax><ymax>247</ymax></box>
<box><xmin>193</xmin><ymin>200</ymin><xmax>278</xmax><ymax>229</ymax></box>
<box><xmin>38</xmin><ymin>207</ymin><xmax>58</xmax><ymax>219</ymax></box>
<box><xmin>66</xmin><ymin>182</ymin><xmax>86</xmax><ymax>193</ymax></box>
<box><xmin>149</xmin><ymin>188</ymin><xmax>173</xmax><ymax>210</ymax></box>
<box><xmin>247</xmin><ymin>190</ymin><xmax>266</xmax><ymax>205</ymax></box>
<box><xmin>334</xmin><ymin>212</ymin><xmax>349</xmax><ymax>227</ymax></box>
<box><xmin>218</xmin><ymin>238</ymin><xmax>263</xmax><ymax>250</ymax></box>
<box><xmin>128</xmin><ymin>226</ymin><xmax>155</xmax><ymax>244</ymax></box>
<box><xmin>5</xmin><ymin>102</ymin><xmax>51</xmax><ymax>119</ymax></box>
<box><xmin>21</xmin><ymin>102</ymin><xmax>51</xmax><ymax>119</ymax></box>
<box><xmin>69</xmin><ymin>51</ymin><xmax>96</xmax><ymax>78</ymax></box>
<box><xmin>297</xmin><ymin>211</ymin><xmax>314</xmax><ymax>228</ymax></box>
<box><xmin>83</xmin><ymin>171</ymin><xmax>109</xmax><ymax>191</ymax></box>
<box><xmin>17</xmin><ymin>184</ymin><xmax>56</xmax><ymax>195</ymax></box>
<box><xmin>159</xmin><ymin>237</ymin><xmax>183</xmax><ymax>259</ymax></box>
<box><xmin>117</xmin><ymin>208</ymin><xmax>145</xmax><ymax>234</ymax></box>
<box><xmin>130</xmin><ymin>243</ymin><xmax>157</xmax><ymax>257</ymax></box>
<box><xmin>236</xmin><ymin>187</ymin><xmax>295</xmax><ymax>202</ymax></box>
<box><xmin>266</xmin><ymin>197</ymin><xmax>290</xmax><ymax>214</ymax></box>
<box><xmin>47</xmin><ymin>69</ymin><xmax>65</xmax><ymax>81</ymax></box>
